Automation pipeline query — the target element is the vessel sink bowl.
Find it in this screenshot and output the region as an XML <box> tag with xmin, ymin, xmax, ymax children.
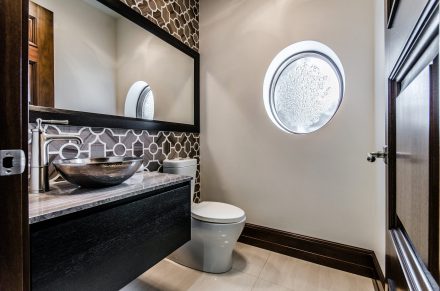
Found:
<box><xmin>53</xmin><ymin>157</ymin><xmax>143</xmax><ymax>188</ymax></box>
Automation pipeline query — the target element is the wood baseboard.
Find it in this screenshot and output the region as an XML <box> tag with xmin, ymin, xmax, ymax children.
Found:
<box><xmin>238</xmin><ymin>223</ymin><xmax>385</xmax><ymax>290</ymax></box>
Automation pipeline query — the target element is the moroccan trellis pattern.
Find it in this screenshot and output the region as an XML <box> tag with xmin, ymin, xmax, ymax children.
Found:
<box><xmin>121</xmin><ymin>0</ymin><xmax>199</xmax><ymax>51</ymax></box>
<box><xmin>30</xmin><ymin>124</ymin><xmax>201</xmax><ymax>202</ymax></box>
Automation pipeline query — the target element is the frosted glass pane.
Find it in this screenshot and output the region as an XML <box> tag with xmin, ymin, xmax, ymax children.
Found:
<box><xmin>273</xmin><ymin>55</ymin><xmax>342</xmax><ymax>134</ymax></box>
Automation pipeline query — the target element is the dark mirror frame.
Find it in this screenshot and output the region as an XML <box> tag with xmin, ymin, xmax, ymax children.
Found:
<box><xmin>29</xmin><ymin>0</ymin><xmax>200</xmax><ymax>133</ymax></box>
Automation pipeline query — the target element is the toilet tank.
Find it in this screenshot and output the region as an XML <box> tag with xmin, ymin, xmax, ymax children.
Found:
<box><xmin>163</xmin><ymin>158</ymin><xmax>197</xmax><ymax>203</ymax></box>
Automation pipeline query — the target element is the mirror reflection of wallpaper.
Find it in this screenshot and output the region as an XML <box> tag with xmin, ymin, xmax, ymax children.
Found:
<box><xmin>120</xmin><ymin>0</ymin><xmax>199</xmax><ymax>51</ymax></box>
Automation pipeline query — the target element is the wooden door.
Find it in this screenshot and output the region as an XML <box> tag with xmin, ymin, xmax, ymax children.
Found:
<box><xmin>0</xmin><ymin>0</ymin><xmax>30</xmax><ymax>290</ymax></box>
<box><xmin>385</xmin><ymin>0</ymin><xmax>440</xmax><ymax>290</ymax></box>
<box><xmin>28</xmin><ymin>1</ymin><xmax>54</xmax><ymax>107</ymax></box>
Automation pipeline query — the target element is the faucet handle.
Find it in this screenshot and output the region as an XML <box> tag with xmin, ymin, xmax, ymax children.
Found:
<box><xmin>36</xmin><ymin>118</ymin><xmax>69</xmax><ymax>131</ymax></box>
<box><xmin>37</xmin><ymin>118</ymin><xmax>69</xmax><ymax>125</ymax></box>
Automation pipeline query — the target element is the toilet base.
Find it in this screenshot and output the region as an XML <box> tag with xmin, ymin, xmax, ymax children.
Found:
<box><xmin>169</xmin><ymin>217</ymin><xmax>245</xmax><ymax>274</ymax></box>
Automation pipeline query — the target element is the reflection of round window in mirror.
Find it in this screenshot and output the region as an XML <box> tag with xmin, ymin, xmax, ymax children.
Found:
<box><xmin>125</xmin><ymin>81</ymin><xmax>155</xmax><ymax>120</ymax></box>
<box><xmin>263</xmin><ymin>41</ymin><xmax>345</xmax><ymax>134</ymax></box>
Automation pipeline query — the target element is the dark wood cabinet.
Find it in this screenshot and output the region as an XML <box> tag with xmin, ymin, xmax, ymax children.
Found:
<box><xmin>30</xmin><ymin>183</ymin><xmax>191</xmax><ymax>291</ymax></box>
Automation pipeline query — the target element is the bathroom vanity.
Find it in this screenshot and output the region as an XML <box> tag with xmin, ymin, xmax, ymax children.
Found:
<box><xmin>24</xmin><ymin>0</ymin><xmax>201</xmax><ymax>288</ymax></box>
<box><xmin>29</xmin><ymin>172</ymin><xmax>191</xmax><ymax>291</ymax></box>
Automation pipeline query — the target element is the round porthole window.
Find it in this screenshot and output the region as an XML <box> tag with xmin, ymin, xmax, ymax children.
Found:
<box><xmin>263</xmin><ymin>41</ymin><xmax>345</xmax><ymax>134</ymax></box>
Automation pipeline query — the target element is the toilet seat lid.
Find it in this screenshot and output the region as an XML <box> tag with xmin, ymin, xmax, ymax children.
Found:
<box><xmin>192</xmin><ymin>201</ymin><xmax>246</xmax><ymax>224</ymax></box>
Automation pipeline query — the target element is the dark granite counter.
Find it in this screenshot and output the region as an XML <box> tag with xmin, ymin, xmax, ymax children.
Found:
<box><xmin>29</xmin><ymin>172</ymin><xmax>192</xmax><ymax>224</ymax></box>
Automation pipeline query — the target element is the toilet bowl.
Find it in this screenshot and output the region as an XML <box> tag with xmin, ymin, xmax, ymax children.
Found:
<box><xmin>163</xmin><ymin>158</ymin><xmax>246</xmax><ymax>274</ymax></box>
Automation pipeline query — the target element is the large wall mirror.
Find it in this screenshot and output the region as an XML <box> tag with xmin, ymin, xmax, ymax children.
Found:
<box><xmin>29</xmin><ymin>0</ymin><xmax>199</xmax><ymax>132</ymax></box>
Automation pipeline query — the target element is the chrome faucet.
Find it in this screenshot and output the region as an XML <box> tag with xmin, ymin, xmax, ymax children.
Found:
<box><xmin>30</xmin><ymin>119</ymin><xmax>83</xmax><ymax>193</ymax></box>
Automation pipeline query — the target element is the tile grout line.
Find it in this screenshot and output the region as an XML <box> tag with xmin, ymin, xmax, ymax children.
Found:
<box><xmin>257</xmin><ymin>251</ymin><xmax>271</xmax><ymax>279</ymax></box>
<box><xmin>238</xmin><ymin>244</ymin><xmax>271</xmax><ymax>290</ymax></box>
<box><xmin>232</xmin><ymin>244</ymin><xmax>260</xmax><ymax>291</ymax></box>
<box><xmin>250</xmin><ymin>249</ymin><xmax>272</xmax><ymax>290</ymax></box>
<box><xmin>250</xmin><ymin>255</ymin><xmax>271</xmax><ymax>290</ymax></box>
<box><xmin>250</xmin><ymin>273</ymin><xmax>259</xmax><ymax>291</ymax></box>
<box><xmin>255</xmin><ymin>251</ymin><xmax>296</xmax><ymax>291</ymax></box>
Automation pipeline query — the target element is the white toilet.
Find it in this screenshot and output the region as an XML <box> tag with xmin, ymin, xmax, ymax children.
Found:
<box><xmin>163</xmin><ymin>158</ymin><xmax>246</xmax><ymax>273</ymax></box>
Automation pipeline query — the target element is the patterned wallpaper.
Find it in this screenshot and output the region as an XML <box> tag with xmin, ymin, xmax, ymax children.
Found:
<box><xmin>121</xmin><ymin>0</ymin><xmax>199</xmax><ymax>51</ymax></box>
<box><xmin>31</xmin><ymin>124</ymin><xmax>201</xmax><ymax>202</ymax></box>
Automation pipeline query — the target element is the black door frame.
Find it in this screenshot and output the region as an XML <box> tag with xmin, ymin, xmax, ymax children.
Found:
<box><xmin>0</xmin><ymin>0</ymin><xmax>30</xmax><ymax>290</ymax></box>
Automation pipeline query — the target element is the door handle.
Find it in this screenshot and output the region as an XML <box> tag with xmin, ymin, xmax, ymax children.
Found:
<box><xmin>367</xmin><ymin>146</ymin><xmax>388</xmax><ymax>163</ymax></box>
<box><xmin>1</xmin><ymin>149</ymin><xmax>26</xmax><ymax>176</ymax></box>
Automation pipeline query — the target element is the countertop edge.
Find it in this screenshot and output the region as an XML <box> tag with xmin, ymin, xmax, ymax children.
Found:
<box><xmin>29</xmin><ymin>176</ymin><xmax>192</xmax><ymax>224</ymax></box>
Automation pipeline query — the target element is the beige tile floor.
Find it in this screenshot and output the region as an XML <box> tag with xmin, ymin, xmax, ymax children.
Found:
<box><xmin>121</xmin><ymin>242</ymin><xmax>374</xmax><ymax>291</ymax></box>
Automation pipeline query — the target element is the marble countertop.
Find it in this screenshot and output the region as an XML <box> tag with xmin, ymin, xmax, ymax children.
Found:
<box><xmin>29</xmin><ymin>172</ymin><xmax>192</xmax><ymax>224</ymax></box>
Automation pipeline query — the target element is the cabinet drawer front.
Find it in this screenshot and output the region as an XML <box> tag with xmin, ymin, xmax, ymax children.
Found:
<box><xmin>31</xmin><ymin>184</ymin><xmax>191</xmax><ymax>291</ymax></box>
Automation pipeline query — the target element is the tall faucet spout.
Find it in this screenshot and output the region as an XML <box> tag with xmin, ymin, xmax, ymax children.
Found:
<box><xmin>30</xmin><ymin>120</ymin><xmax>83</xmax><ymax>193</ymax></box>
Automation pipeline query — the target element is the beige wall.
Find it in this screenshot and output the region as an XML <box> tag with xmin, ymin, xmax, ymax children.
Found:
<box><xmin>374</xmin><ymin>0</ymin><xmax>386</xmax><ymax>271</ymax></box>
<box><xmin>200</xmin><ymin>0</ymin><xmax>379</xmax><ymax>252</ymax></box>
<box><xmin>116</xmin><ymin>17</ymin><xmax>195</xmax><ymax>124</ymax></box>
